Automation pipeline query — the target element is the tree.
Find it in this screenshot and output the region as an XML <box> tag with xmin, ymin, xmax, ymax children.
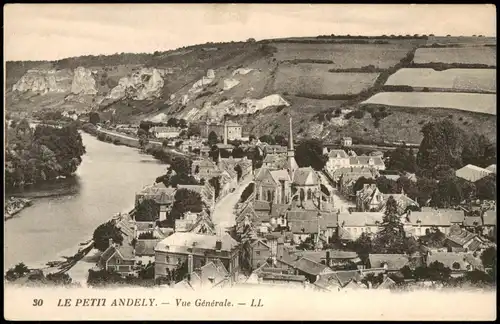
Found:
<box><xmin>137</xmin><ymin>128</ymin><xmax>148</xmax><ymax>138</ymax></box>
<box><xmin>274</xmin><ymin>134</ymin><xmax>288</xmax><ymax>147</ymax></box>
<box><xmin>138</xmin><ymin>262</ymin><xmax>155</xmax><ymax>280</ymax></box>
<box><xmin>135</xmin><ymin>199</ymin><xmax>160</xmax><ymax>222</ymax></box>
<box><xmin>476</xmin><ymin>174</ymin><xmax>496</xmax><ymax>200</ymax></box>
<box><xmin>480</xmin><ymin>247</ymin><xmax>496</xmax><ymax>270</ymax></box>
<box><xmin>92</xmin><ymin>221</ymin><xmax>124</xmax><ymax>252</ymax></box>
<box><xmin>171</xmin><ymin>156</ymin><xmax>192</xmax><ymax>176</ymax></box>
<box><xmin>375</xmin><ymin>176</ymin><xmax>398</xmax><ymax>193</ymax></box>
<box><xmin>169</xmin><ymin>189</ymin><xmax>204</xmax><ymax>222</ymax></box>
<box><xmin>234</xmin><ymin>164</ymin><xmax>243</xmax><ymax>181</ymax></box>
<box><xmin>418</xmin><ymin>226</ymin><xmax>446</xmax><ymax>249</ymax></box>
<box><xmin>89</xmin><ymin>112</ymin><xmax>100</xmax><ymax>125</ymax></box>
<box><xmin>259</xmin><ymin>135</ymin><xmax>275</xmax><ymax>145</ymax></box>
<box><xmin>208</xmin><ymin>131</ymin><xmax>219</xmax><ymax>146</ymax></box>
<box><xmin>5</xmin><ymin>262</ymin><xmax>30</xmax><ymax>281</ymax></box>
<box><xmin>353</xmin><ymin>177</ymin><xmax>376</xmax><ymax>194</ymax></box>
<box><xmin>431</xmin><ymin>175</ymin><xmax>463</xmax><ymax>208</ymax></box>
<box><xmin>138</xmin><ymin>135</ymin><xmax>149</xmax><ymax>151</ymax></box>
<box><xmin>415</xmin><ymin>177</ymin><xmax>438</xmax><ymax>206</ymax></box>
<box><xmin>387</xmin><ymin>147</ymin><xmax>417</xmax><ymax>173</ymax></box>
<box><xmin>232</xmin><ymin>146</ymin><xmax>245</xmax><ymax>159</ymax></box>
<box><xmin>240</xmin><ymin>183</ymin><xmax>255</xmax><ymax>203</ymax></box>
<box><xmin>372</xmin><ymin>196</ymin><xmax>407</xmax><ymax>254</ymax></box>
<box><xmin>426</xmin><ymin>261</ymin><xmax>452</xmax><ymax>282</ymax></box>
<box><xmin>351</xmin><ymin>232</ymin><xmax>373</xmax><ymax>262</ymax></box>
<box><xmin>417</xmin><ymin>119</ymin><xmax>466</xmax><ymax>173</ymax></box>
<box><xmin>187</xmin><ymin>124</ymin><xmax>201</xmax><ymax>138</ymax></box>
<box><xmin>46</xmin><ymin>272</ymin><xmax>73</xmax><ymax>285</ymax></box>
<box><xmin>138</xmin><ymin>231</ymin><xmax>156</xmax><ymax>239</ymax></box>
<box><xmin>209</xmin><ymin>176</ymin><xmax>222</xmax><ymax>200</ymax></box>
<box><xmin>295</xmin><ymin>139</ymin><xmax>328</xmax><ymax>171</ymax></box>
<box><xmin>139</xmin><ymin>120</ymin><xmax>154</xmax><ymax>133</ymax></box>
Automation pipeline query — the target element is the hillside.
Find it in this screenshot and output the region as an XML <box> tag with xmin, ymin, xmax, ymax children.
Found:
<box><xmin>5</xmin><ymin>35</ymin><xmax>497</xmax><ymax>144</ymax></box>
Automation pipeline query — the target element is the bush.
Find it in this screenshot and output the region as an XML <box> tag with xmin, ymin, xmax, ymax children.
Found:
<box><xmin>345</xmin><ymin>110</ymin><xmax>365</xmax><ymax>119</ymax></box>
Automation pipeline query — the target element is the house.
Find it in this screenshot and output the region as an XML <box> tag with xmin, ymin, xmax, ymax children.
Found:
<box><xmin>135</xmin><ymin>239</ymin><xmax>160</xmax><ymax>264</ymax></box>
<box><xmin>175</xmin><ymin>211</ymin><xmax>215</xmax><ymax>235</ymax></box>
<box><xmin>199</xmin><ymin>146</ymin><xmax>211</xmax><ymax>157</ymax></box>
<box><xmin>262</xmin><ymin>154</ymin><xmax>288</xmax><ymax>169</ymax></box>
<box><xmin>376</xmin><ymin>275</ymin><xmax>397</xmax><ymax>290</ymax></box>
<box><xmin>264</xmin><ymin>145</ymin><xmax>288</xmax><ymax>155</ymax></box>
<box><xmin>356</xmin><ymin>184</ymin><xmax>419</xmax><ymax>214</ymax></box>
<box><xmin>246</xmin><ymin>240</ymin><xmax>273</xmax><ymax>270</ymax></box>
<box><xmin>286</xmin><ymin>210</ymin><xmax>338</xmax><ymax>244</ymax></box>
<box><xmin>175</xmin><ymin>258</ymin><xmax>231</xmax><ymax>289</ymax></box>
<box><xmin>368</xmin><ymin>254</ymin><xmax>410</xmax><ymax>272</ymax></box>
<box><xmin>455</xmin><ymin>164</ymin><xmax>493</xmax><ymax>182</ymax></box>
<box><xmin>218</xmin><ymin>156</ymin><xmax>252</xmax><ymax>182</ymax></box>
<box><xmin>192</xmin><ymin>158</ymin><xmax>220</xmax><ymax>180</ymax></box>
<box><xmin>481</xmin><ymin>210</ymin><xmax>497</xmax><ymax>238</ymax></box>
<box><xmin>135</xmin><ymin>183</ymin><xmax>176</xmax><ymax>222</ymax></box>
<box><xmin>349</xmin><ymin>156</ymin><xmax>386</xmax><ymax>171</ymax></box>
<box><xmin>444</xmin><ymin>225</ymin><xmax>489</xmax><ymax>253</ymax></box>
<box><xmin>341</xmin><ymin>137</ymin><xmax>353</xmax><ymax>147</ymax></box>
<box><xmin>404</xmin><ymin>208</ymin><xmax>465</xmax><ymax>237</ymax></box>
<box><xmin>325</xmin><ymin>150</ymin><xmax>351</xmax><ymax>174</ymax></box>
<box><xmin>151</xmin><ymin>126</ymin><xmax>181</xmax><ymax>139</ymax></box>
<box><xmin>290</xmin><ymin>257</ymin><xmax>335</xmax><ymax>283</ymax></box>
<box><xmin>337</xmin><ymin>212</ymin><xmax>384</xmax><ymax>241</ymax></box>
<box><xmin>246</xmin><ymin>262</ymin><xmax>307</xmax><ymax>287</ymax></box>
<box><xmin>426</xmin><ymin>252</ymin><xmax>484</xmax><ymax>277</ymax></box>
<box><xmin>177</xmin><ymin>184</ymin><xmax>215</xmax><ymax>210</ymax></box>
<box><xmin>98</xmin><ymin>239</ymin><xmax>136</xmax><ymax>275</ymax></box>
<box><xmin>154</xmin><ymin>232</ymin><xmax>240</xmax><ymax>281</ymax></box>
<box><xmin>291</xmin><ymin>250</ymin><xmax>361</xmax><ymax>269</ymax></box>
<box><xmin>179</xmin><ymin>139</ymin><xmax>203</xmax><ymax>153</ymax></box>
<box><xmin>338</xmin><ymin>170</ymin><xmax>377</xmax><ymax>197</ymax></box>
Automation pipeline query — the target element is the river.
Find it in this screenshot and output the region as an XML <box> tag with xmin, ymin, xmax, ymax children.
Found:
<box><xmin>4</xmin><ymin>132</ymin><xmax>167</xmax><ymax>270</ymax></box>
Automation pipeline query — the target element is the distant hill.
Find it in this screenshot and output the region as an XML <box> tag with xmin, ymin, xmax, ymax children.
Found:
<box><xmin>5</xmin><ymin>35</ymin><xmax>496</xmax><ymax>145</ymax></box>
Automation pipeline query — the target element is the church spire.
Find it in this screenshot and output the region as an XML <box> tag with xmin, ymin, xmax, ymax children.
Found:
<box><xmin>287</xmin><ymin>117</ymin><xmax>298</xmax><ymax>179</ymax></box>
<box><xmin>288</xmin><ymin>117</ymin><xmax>294</xmax><ymax>152</ymax></box>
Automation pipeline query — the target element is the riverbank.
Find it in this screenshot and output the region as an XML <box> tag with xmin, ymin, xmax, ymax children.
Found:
<box><xmin>4</xmin><ymin>197</ymin><xmax>33</xmax><ymax>220</ymax></box>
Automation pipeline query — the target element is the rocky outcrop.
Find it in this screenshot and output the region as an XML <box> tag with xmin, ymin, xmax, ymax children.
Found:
<box><xmin>189</xmin><ymin>69</ymin><xmax>215</xmax><ymax>94</ymax></box>
<box><xmin>107</xmin><ymin>68</ymin><xmax>165</xmax><ymax>100</ymax></box>
<box><xmin>71</xmin><ymin>67</ymin><xmax>97</xmax><ymax>95</ymax></box>
<box><xmin>13</xmin><ymin>69</ymin><xmax>73</xmax><ymax>94</ymax></box>
<box><xmin>232</xmin><ymin>68</ymin><xmax>254</xmax><ymax>76</ymax></box>
<box><xmin>223</xmin><ymin>78</ymin><xmax>240</xmax><ymax>90</ymax></box>
<box><xmin>239</xmin><ymin>94</ymin><xmax>289</xmax><ymax>114</ymax></box>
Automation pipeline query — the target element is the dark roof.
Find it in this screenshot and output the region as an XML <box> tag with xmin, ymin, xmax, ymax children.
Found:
<box><xmin>292</xmin><ymin>257</ymin><xmax>334</xmax><ymax>276</ymax></box>
<box><xmin>287</xmin><ymin>210</ymin><xmax>338</xmax><ymax>234</ymax></box>
<box><xmin>135</xmin><ymin>239</ymin><xmax>159</xmax><ymax>256</ymax></box>
<box><xmin>368</xmin><ymin>254</ymin><xmax>409</xmax><ymax>271</ymax></box>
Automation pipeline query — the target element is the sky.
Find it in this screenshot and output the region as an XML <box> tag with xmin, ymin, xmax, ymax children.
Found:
<box><xmin>4</xmin><ymin>4</ymin><xmax>497</xmax><ymax>61</ymax></box>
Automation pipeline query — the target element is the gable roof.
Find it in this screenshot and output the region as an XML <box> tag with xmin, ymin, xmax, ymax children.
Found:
<box><xmin>286</xmin><ymin>210</ymin><xmax>338</xmax><ymax>233</ymax></box>
<box><xmin>377</xmin><ymin>276</ymin><xmax>397</xmax><ymax>289</ymax></box>
<box><xmin>293</xmin><ymin>167</ymin><xmax>319</xmax><ymax>186</ymax></box>
<box><xmin>407</xmin><ymin>209</ymin><xmax>465</xmax><ymax>226</ymax></box>
<box><xmin>135</xmin><ymin>239</ymin><xmax>159</xmax><ymax>256</ymax></box>
<box><xmin>338</xmin><ymin>212</ymin><xmax>384</xmax><ymax>227</ymax></box>
<box><xmin>349</xmin><ymin>156</ymin><xmax>385</xmax><ymax>166</ymax></box>
<box><xmin>155</xmin><ymin>232</ymin><xmax>239</xmax><ymax>253</ymax></box>
<box><xmin>427</xmin><ymin>252</ymin><xmax>483</xmax><ymax>271</ymax></box>
<box><xmin>485</xmin><ymin>164</ymin><xmax>496</xmax><ymax>173</ymax></box>
<box><xmin>292</xmin><ymin>257</ymin><xmax>334</xmax><ymax>276</ymax></box>
<box><xmin>368</xmin><ymin>254</ymin><xmax>409</xmax><ymax>271</ymax></box>
<box><xmin>270</xmin><ymin>169</ymin><xmax>291</xmax><ymax>182</ymax></box>
<box><xmin>328</xmin><ymin>149</ymin><xmax>349</xmax><ymax>159</ymax></box>
<box><xmin>455</xmin><ymin>164</ymin><xmax>493</xmax><ymax>182</ymax></box>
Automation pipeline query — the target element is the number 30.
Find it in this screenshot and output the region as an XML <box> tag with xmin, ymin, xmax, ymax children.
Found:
<box><xmin>33</xmin><ymin>299</ymin><xmax>43</xmax><ymax>306</ymax></box>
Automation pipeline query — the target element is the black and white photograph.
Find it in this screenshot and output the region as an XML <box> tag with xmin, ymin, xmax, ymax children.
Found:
<box><xmin>3</xmin><ymin>3</ymin><xmax>496</xmax><ymax>321</ymax></box>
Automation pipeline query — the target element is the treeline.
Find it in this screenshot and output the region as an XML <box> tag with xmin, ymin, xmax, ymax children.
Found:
<box><xmin>410</xmin><ymin>62</ymin><xmax>496</xmax><ymax>70</ymax></box>
<box><xmin>5</xmin><ymin>120</ymin><xmax>86</xmax><ymax>189</ymax></box>
<box><xmin>316</xmin><ymin>34</ymin><xmax>430</xmax><ymax>40</ymax></box>
<box><xmin>328</xmin><ymin>64</ymin><xmax>384</xmax><ymax>73</ymax></box>
<box><xmin>5</xmin><ymin>262</ymin><xmax>75</xmax><ymax>287</ymax></box>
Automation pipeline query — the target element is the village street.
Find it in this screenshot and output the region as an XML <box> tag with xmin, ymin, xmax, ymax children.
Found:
<box><xmin>212</xmin><ymin>175</ymin><xmax>253</xmax><ymax>234</ymax></box>
<box><xmin>318</xmin><ymin>171</ymin><xmax>355</xmax><ymax>213</ymax></box>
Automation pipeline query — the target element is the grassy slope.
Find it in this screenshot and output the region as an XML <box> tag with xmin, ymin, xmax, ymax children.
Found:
<box><xmin>5</xmin><ymin>37</ymin><xmax>497</xmax><ymax>144</ymax></box>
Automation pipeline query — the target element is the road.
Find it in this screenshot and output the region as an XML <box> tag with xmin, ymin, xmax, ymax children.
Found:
<box><xmin>318</xmin><ymin>171</ymin><xmax>355</xmax><ymax>213</ymax></box>
<box><xmin>212</xmin><ymin>176</ymin><xmax>253</xmax><ymax>234</ymax></box>
<box><xmin>96</xmin><ymin>126</ymin><xmax>186</xmax><ymax>156</ymax></box>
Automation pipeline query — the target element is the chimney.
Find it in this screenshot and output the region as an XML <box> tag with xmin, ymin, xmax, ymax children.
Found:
<box><xmin>215</xmin><ymin>240</ymin><xmax>222</xmax><ymax>251</ymax></box>
<box><xmin>187</xmin><ymin>254</ymin><xmax>194</xmax><ymax>276</ymax></box>
<box><xmin>326</xmin><ymin>250</ymin><xmax>331</xmax><ymax>267</ymax></box>
<box><xmin>108</xmin><ymin>238</ymin><xmax>114</xmax><ymax>247</ymax></box>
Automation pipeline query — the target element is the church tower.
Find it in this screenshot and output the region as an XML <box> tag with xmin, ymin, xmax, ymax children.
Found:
<box><xmin>287</xmin><ymin>117</ymin><xmax>299</xmax><ymax>180</ymax></box>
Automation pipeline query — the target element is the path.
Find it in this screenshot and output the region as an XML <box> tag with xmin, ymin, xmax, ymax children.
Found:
<box><xmin>212</xmin><ymin>176</ymin><xmax>253</xmax><ymax>234</ymax></box>
<box><xmin>96</xmin><ymin>126</ymin><xmax>186</xmax><ymax>156</ymax></box>
<box><xmin>318</xmin><ymin>171</ymin><xmax>355</xmax><ymax>213</ymax></box>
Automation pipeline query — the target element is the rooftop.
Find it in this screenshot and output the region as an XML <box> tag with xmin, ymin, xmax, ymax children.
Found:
<box><xmin>155</xmin><ymin>232</ymin><xmax>239</xmax><ymax>253</ymax></box>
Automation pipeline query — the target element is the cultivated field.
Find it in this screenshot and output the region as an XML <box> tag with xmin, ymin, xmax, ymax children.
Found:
<box><xmin>413</xmin><ymin>47</ymin><xmax>496</xmax><ymax>66</ymax></box>
<box><xmin>385</xmin><ymin>68</ymin><xmax>496</xmax><ymax>93</ymax></box>
<box><xmin>361</xmin><ymin>92</ymin><xmax>496</xmax><ymax>115</ymax></box>
<box><xmin>271</xmin><ymin>43</ymin><xmax>414</xmax><ymax>69</ymax></box>
<box><xmin>273</xmin><ymin>64</ymin><xmax>379</xmax><ymax>96</ymax></box>
<box><xmin>425</xmin><ymin>36</ymin><xmax>496</xmax><ymax>46</ymax></box>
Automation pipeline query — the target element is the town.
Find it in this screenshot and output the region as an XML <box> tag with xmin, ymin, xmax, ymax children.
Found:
<box><xmin>12</xmin><ymin>112</ymin><xmax>490</xmax><ymax>292</ymax></box>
